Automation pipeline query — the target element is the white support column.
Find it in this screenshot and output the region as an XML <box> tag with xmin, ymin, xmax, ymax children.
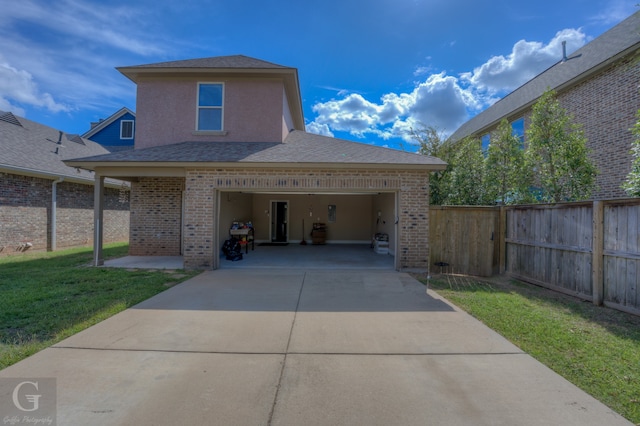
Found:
<box><xmin>94</xmin><ymin>174</ymin><xmax>105</xmax><ymax>266</ymax></box>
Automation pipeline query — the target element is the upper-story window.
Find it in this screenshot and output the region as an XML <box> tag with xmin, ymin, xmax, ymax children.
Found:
<box><xmin>481</xmin><ymin>133</ymin><xmax>490</xmax><ymax>151</ymax></box>
<box><xmin>197</xmin><ymin>83</ymin><xmax>224</xmax><ymax>131</ymax></box>
<box><xmin>511</xmin><ymin>117</ymin><xmax>525</xmax><ymax>144</ymax></box>
<box><xmin>120</xmin><ymin>120</ymin><xmax>134</xmax><ymax>139</ymax></box>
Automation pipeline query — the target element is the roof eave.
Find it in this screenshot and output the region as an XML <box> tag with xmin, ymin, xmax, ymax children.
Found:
<box><xmin>0</xmin><ymin>164</ymin><xmax>124</xmax><ymax>189</ymax></box>
<box><xmin>65</xmin><ymin>160</ymin><xmax>447</xmax><ymax>172</ymax></box>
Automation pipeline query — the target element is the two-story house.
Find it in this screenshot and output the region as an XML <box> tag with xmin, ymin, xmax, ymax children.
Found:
<box><xmin>67</xmin><ymin>55</ymin><xmax>446</xmax><ymax>270</ymax></box>
<box><xmin>449</xmin><ymin>11</ymin><xmax>640</xmax><ymax>199</ymax></box>
<box><xmin>82</xmin><ymin>107</ymin><xmax>136</xmax><ymax>152</ymax></box>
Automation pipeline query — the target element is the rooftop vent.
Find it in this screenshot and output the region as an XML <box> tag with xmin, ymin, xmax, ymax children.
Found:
<box><xmin>0</xmin><ymin>112</ymin><xmax>23</xmax><ymax>127</ymax></box>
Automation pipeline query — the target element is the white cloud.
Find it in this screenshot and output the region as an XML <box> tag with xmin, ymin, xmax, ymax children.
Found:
<box><xmin>589</xmin><ymin>0</ymin><xmax>637</xmax><ymax>25</ymax></box>
<box><xmin>3</xmin><ymin>0</ymin><xmax>165</xmax><ymax>56</ymax></box>
<box><xmin>305</xmin><ymin>121</ymin><xmax>334</xmax><ymax>137</ymax></box>
<box><xmin>0</xmin><ymin>60</ymin><xmax>69</xmax><ymax>113</ymax></box>
<box><xmin>0</xmin><ymin>0</ymin><xmax>171</xmax><ymax>120</ymax></box>
<box><xmin>307</xmin><ymin>73</ymin><xmax>476</xmax><ymax>143</ymax></box>
<box><xmin>306</xmin><ymin>27</ymin><xmax>588</xmax><ymax>143</ymax></box>
<box><xmin>462</xmin><ymin>28</ymin><xmax>587</xmax><ymax>94</ymax></box>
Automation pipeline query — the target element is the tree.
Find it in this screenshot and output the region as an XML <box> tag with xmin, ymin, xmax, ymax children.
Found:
<box><xmin>484</xmin><ymin>118</ymin><xmax>530</xmax><ymax>204</ymax></box>
<box><xmin>409</xmin><ymin>125</ymin><xmax>453</xmax><ymax>205</ymax></box>
<box><xmin>446</xmin><ymin>136</ymin><xmax>488</xmax><ymax>205</ymax></box>
<box><xmin>525</xmin><ymin>89</ymin><xmax>596</xmax><ymax>203</ymax></box>
<box><xmin>622</xmin><ymin>109</ymin><xmax>640</xmax><ymax>197</ymax></box>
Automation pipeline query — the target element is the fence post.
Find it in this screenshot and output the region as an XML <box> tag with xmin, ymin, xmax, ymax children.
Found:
<box><xmin>499</xmin><ymin>206</ymin><xmax>507</xmax><ymax>274</ymax></box>
<box><xmin>592</xmin><ymin>200</ymin><xmax>604</xmax><ymax>306</ymax></box>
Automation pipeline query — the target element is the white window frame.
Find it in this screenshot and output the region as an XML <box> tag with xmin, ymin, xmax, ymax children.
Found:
<box><xmin>196</xmin><ymin>82</ymin><xmax>224</xmax><ymax>132</ymax></box>
<box><xmin>120</xmin><ymin>120</ymin><xmax>134</xmax><ymax>139</ymax></box>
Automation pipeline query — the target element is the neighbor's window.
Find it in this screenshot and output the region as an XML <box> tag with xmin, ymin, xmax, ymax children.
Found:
<box><xmin>481</xmin><ymin>133</ymin><xmax>490</xmax><ymax>151</ymax></box>
<box><xmin>120</xmin><ymin>120</ymin><xmax>134</xmax><ymax>139</ymax></box>
<box><xmin>197</xmin><ymin>83</ymin><xmax>224</xmax><ymax>131</ymax></box>
<box><xmin>511</xmin><ymin>117</ymin><xmax>525</xmax><ymax>145</ymax></box>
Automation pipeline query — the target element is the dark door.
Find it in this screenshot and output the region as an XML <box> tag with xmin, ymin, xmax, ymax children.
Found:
<box><xmin>271</xmin><ymin>201</ymin><xmax>288</xmax><ymax>242</ymax></box>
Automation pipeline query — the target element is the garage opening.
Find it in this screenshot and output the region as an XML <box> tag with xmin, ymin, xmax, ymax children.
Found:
<box><xmin>217</xmin><ymin>191</ymin><xmax>397</xmax><ymax>269</ymax></box>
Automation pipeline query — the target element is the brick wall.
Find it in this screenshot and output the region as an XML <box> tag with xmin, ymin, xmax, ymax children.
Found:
<box><xmin>557</xmin><ymin>55</ymin><xmax>640</xmax><ymax>199</ymax></box>
<box><xmin>129</xmin><ymin>177</ymin><xmax>184</xmax><ymax>256</ymax></box>
<box><xmin>0</xmin><ymin>172</ymin><xmax>129</xmax><ymax>255</ymax></box>
<box><xmin>179</xmin><ymin>168</ymin><xmax>430</xmax><ymax>270</ymax></box>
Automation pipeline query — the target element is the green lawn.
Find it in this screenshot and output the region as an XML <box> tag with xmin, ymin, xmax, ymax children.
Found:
<box><xmin>420</xmin><ymin>274</ymin><xmax>640</xmax><ymax>425</ymax></box>
<box><xmin>0</xmin><ymin>243</ymin><xmax>199</xmax><ymax>370</ymax></box>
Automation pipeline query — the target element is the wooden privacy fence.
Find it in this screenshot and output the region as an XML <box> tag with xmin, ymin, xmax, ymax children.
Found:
<box><xmin>429</xmin><ymin>199</ymin><xmax>640</xmax><ymax>316</ymax></box>
<box><xmin>429</xmin><ymin>206</ymin><xmax>501</xmax><ymax>277</ymax></box>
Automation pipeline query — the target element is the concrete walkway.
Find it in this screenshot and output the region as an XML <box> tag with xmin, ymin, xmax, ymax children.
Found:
<box><xmin>0</xmin><ymin>270</ymin><xmax>631</xmax><ymax>425</ymax></box>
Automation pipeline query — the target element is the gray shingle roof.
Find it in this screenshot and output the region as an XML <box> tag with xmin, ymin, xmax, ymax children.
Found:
<box><xmin>449</xmin><ymin>11</ymin><xmax>640</xmax><ymax>142</ymax></box>
<box><xmin>0</xmin><ymin>110</ymin><xmax>121</xmax><ymax>184</ymax></box>
<box><xmin>122</xmin><ymin>55</ymin><xmax>291</xmax><ymax>70</ymax></box>
<box><xmin>65</xmin><ymin>131</ymin><xmax>446</xmax><ymax>169</ymax></box>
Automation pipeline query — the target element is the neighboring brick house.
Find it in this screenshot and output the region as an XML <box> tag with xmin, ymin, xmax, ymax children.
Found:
<box><xmin>66</xmin><ymin>55</ymin><xmax>446</xmax><ymax>270</ymax></box>
<box><xmin>0</xmin><ymin>111</ymin><xmax>129</xmax><ymax>255</ymax></box>
<box><xmin>82</xmin><ymin>107</ymin><xmax>136</xmax><ymax>152</ymax></box>
<box><xmin>449</xmin><ymin>11</ymin><xmax>640</xmax><ymax>199</ymax></box>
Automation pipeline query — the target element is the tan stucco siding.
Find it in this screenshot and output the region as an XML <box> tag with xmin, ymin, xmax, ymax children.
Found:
<box><xmin>135</xmin><ymin>78</ymin><xmax>287</xmax><ymax>149</ymax></box>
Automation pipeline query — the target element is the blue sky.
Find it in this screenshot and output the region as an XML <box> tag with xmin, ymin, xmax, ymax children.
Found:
<box><xmin>0</xmin><ymin>0</ymin><xmax>637</xmax><ymax>151</ymax></box>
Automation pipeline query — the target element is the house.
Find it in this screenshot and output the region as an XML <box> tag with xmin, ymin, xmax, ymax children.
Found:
<box><xmin>449</xmin><ymin>11</ymin><xmax>640</xmax><ymax>199</ymax></box>
<box><xmin>66</xmin><ymin>55</ymin><xmax>446</xmax><ymax>270</ymax></box>
<box><xmin>82</xmin><ymin>107</ymin><xmax>136</xmax><ymax>152</ymax></box>
<box><xmin>0</xmin><ymin>111</ymin><xmax>129</xmax><ymax>255</ymax></box>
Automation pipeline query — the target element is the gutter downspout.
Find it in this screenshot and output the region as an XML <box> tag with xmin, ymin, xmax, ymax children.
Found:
<box><xmin>51</xmin><ymin>177</ymin><xmax>64</xmax><ymax>251</ymax></box>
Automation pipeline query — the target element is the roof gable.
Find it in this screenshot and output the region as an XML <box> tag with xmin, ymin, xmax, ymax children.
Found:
<box><xmin>450</xmin><ymin>11</ymin><xmax>640</xmax><ymax>141</ymax></box>
<box><xmin>82</xmin><ymin>107</ymin><xmax>135</xmax><ymax>139</ymax></box>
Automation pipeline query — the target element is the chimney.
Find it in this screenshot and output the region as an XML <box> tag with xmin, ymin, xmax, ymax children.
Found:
<box><xmin>561</xmin><ymin>41</ymin><xmax>568</xmax><ymax>62</ymax></box>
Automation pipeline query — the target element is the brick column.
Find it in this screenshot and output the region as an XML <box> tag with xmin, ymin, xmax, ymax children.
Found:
<box><xmin>183</xmin><ymin>171</ymin><xmax>216</xmax><ymax>269</ymax></box>
<box><xmin>398</xmin><ymin>172</ymin><xmax>430</xmax><ymax>271</ymax></box>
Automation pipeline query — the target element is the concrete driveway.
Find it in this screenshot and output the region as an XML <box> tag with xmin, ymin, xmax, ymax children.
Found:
<box><xmin>0</xmin><ymin>269</ymin><xmax>631</xmax><ymax>425</ymax></box>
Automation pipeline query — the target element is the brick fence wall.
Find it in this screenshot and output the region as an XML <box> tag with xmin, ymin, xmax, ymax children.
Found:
<box><xmin>0</xmin><ymin>172</ymin><xmax>129</xmax><ymax>255</ymax></box>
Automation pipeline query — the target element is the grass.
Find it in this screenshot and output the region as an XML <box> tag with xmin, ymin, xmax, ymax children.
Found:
<box><xmin>0</xmin><ymin>243</ymin><xmax>200</xmax><ymax>370</ymax></box>
<box><xmin>419</xmin><ymin>274</ymin><xmax>640</xmax><ymax>425</ymax></box>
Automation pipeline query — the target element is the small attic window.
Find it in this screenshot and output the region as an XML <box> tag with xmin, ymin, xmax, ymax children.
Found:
<box><xmin>120</xmin><ymin>120</ymin><xmax>134</xmax><ymax>139</ymax></box>
<box><xmin>196</xmin><ymin>83</ymin><xmax>224</xmax><ymax>131</ymax></box>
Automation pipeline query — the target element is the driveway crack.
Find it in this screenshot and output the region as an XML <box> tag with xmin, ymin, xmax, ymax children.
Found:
<box><xmin>267</xmin><ymin>271</ymin><xmax>306</xmax><ymax>425</ymax></box>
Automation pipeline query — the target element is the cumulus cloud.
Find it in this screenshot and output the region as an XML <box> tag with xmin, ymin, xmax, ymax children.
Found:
<box><xmin>0</xmin><ymin>60</ymin><xmax>69</xmax><ymax>113</ymax></box>
<box><xmin>306</xmin><ymin>28</ymin><xmax>587</xmax><ymax>144</ymax></box>
<box><xmin>462</xmin><ymin>28</ymin><xmax>586</xmax><ymax>94</ymax></box>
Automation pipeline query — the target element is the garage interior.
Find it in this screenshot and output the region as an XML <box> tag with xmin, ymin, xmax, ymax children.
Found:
<box><xmin>217</xmin><ymin>191</ymin><xmax>397</xmax><ymax>269</ymax></box>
